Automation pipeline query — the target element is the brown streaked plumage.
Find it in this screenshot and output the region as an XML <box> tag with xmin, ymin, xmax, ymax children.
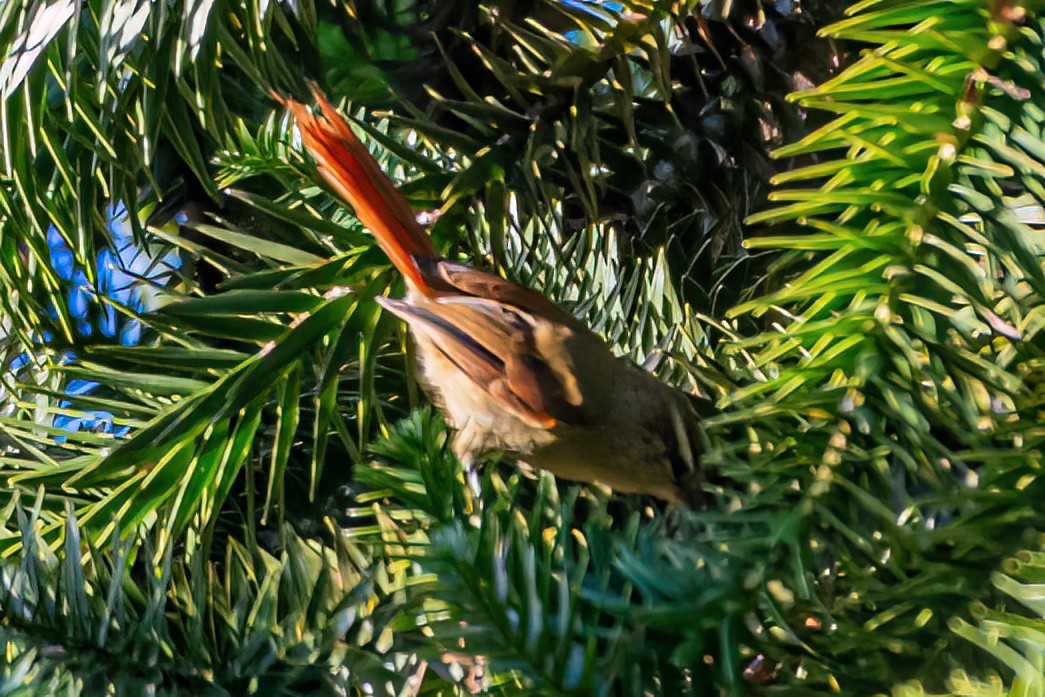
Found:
<box><xmin>278</xmin><ymin>90</ymin><xmax>701</xmax><ymax>503</ymax></box>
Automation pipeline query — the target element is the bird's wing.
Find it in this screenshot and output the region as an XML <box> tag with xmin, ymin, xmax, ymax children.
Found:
<box><xmin>377</xmin><ymin>295</ymin><xmax>585</xmax><ymax>429</ymax></box>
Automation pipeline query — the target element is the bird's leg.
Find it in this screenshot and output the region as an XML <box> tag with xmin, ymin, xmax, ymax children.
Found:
<box><xmin>464</xmin><ymin>454</ymin><xmax>483</xmax><ymax>504</ymax></box>
<box><xmin>458</xmin><ymin>447</ymin><xmax>484</xmax><ymax>504</ymax></box>
<box><xmin>452</xmin><ymin>421</ymin><xmax>484</xmax><ymax>504</ymax></box>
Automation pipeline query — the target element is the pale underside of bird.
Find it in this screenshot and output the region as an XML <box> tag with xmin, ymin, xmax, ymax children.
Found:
<box><xmin>278</xmin><ymin>90</ymin><xmax>702</xmax><ymax>504</ymax></box>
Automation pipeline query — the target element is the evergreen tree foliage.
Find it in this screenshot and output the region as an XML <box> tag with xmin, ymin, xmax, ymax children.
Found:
<box><xmin>0</xmin><ymin>0</ymin><xmax>1042</xmax><ymax>695</ymax></box>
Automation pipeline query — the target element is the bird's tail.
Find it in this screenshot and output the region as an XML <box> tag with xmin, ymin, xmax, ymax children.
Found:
<box><xmin>275</xmin><ymin>89</ymin><xmax>438</xmax><ymax>293</ymax></box>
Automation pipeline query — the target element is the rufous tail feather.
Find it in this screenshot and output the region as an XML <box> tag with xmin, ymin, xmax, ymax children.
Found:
<box><xmin>274</xmin><ymin>89</ymin><xmax>437</xmax><ymax>293</ymax></box>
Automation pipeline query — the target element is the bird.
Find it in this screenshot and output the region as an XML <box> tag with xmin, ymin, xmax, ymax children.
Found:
<box><xmin>277</xmin><ymin>90</ymin><xmax>702</xmax><ymax>504</ymax></box>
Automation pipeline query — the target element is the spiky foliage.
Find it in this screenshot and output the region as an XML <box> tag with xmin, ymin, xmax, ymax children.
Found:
<box><xmin>0</xmin><ymin>496</ymin><xmax>425</xmax><ymax>695</ymax></box>
<box><xmin>1</xmin><ymin>0</ymin><xmax>1043</xmax><ymax>695</ymax></box>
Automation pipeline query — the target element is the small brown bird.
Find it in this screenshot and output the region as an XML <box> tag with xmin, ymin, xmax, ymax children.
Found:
<box><xmin>279</xmin><ymin>91</ymin><xmax>701</xmax><ymax>503</ymax></box>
